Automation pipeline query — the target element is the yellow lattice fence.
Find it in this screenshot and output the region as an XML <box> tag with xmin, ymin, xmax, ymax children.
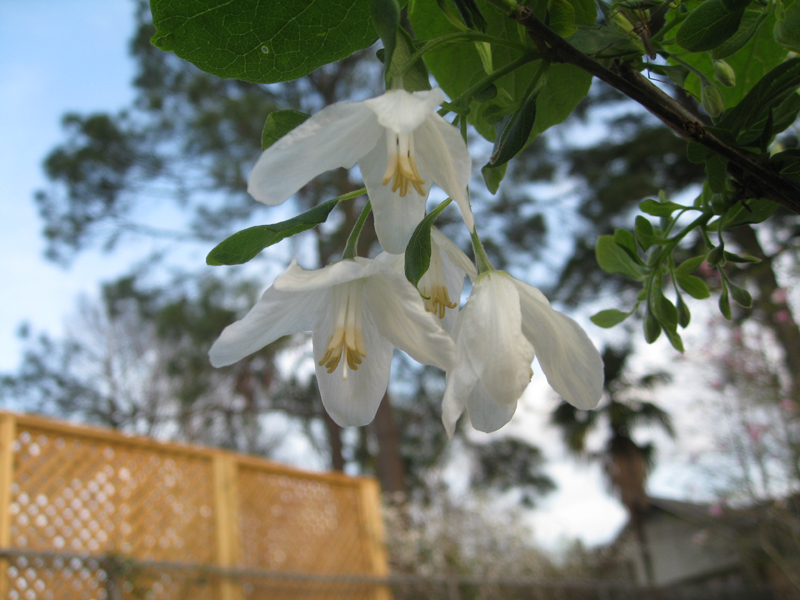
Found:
<box><xmin>0</xmin><ymin>411</ymin><xmax>390</xmax><ymax>600</ymax></box>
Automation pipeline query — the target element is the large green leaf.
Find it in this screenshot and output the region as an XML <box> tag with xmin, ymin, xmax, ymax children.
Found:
<box><xmin>150</xmin><ymin>0</ymin><xmax>377</xmax><ymax>83</ymax></box>
<box><xmin>774</xmin><ymin>0</ymin><xmax>800</xmax><ymax>51</ymax></box>
<box><xmin>207</xmin><ymin>198</ymin><xmax>342</xmax><ymax>265</ymax></box>
<box><xmin>717</xmin><ymin>56</ymin><xmax>800</xmax><ymax>143</ymax></box>
<box><xmin>673</xmin><ymin>8</ymin><xmax>787</xmax><ymax>109</ymax></box>
<box><xmin>675</xmin><ymin>0</ymin><xmax>745</xmax><ymax>52</ymax></box>
<box><xmin>409</xmin><ymin>0</ymin><xmax>593</xmax><ymax>143</ymax></box>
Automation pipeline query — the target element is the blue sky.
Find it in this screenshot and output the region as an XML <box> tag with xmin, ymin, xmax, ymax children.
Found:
<box><xmin>0</xmin><ymin>0</ymin><xmax>139</xmax><ymax>370</ymax></box>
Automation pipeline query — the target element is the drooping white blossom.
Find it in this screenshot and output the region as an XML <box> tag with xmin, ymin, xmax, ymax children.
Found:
<box><xmin>209</xmin><ymin>254</ymin><xmax>457</xmax><ymax>427</ymax></box>
<box><xmin>442</xmin><ymin>271</ymin><xmax>604</xmax><ymax>436</ymax></box>
<box><xmin>248</xmin><ymin>88</ymin><xmax>474</xmax><ymax>253</ymax></box>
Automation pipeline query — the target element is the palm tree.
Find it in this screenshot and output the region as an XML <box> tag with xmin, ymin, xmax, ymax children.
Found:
<box><xmin>551</xmin><ymin>344</ymin><xmax>674</xmax><ymax>588</ymax></box>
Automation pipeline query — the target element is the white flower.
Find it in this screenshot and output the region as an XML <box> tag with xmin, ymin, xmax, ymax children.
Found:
<box><xmin>209</xmin><ymin>255</ymin><xmax>457</xmax><ymax>427</ymax></box>
<box><xmin>442</xmin><ymin>271</ymin><xmax>604</xmax><ymax>436</ymax></box>
<box><xmin>417</xmin><ymin>229</ymin><xmax>476</xmax><ymax>331</ymax></box>
<box><xmin>248</xmin><ymin>88</ymin><xmax>474</xmax><ymax>254</ymax></box>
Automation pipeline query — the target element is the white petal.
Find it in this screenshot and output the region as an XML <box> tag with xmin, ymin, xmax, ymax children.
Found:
<box><xmin>363</xmin><ymin>88</ymin><xmax>446</xmax><ymax>134</ymax></box>
<box><xmin>415</xmin><ymin>114</ymin><xmax>475</xmax><ymax>232</ymax></box>
<box><xmin>514</xmin><ymin>280</ymin><xmax>604</xmax><ymax>410</ymax></box>
<box><xmin>464</xmin><ymin>375</ymin><xmax>519</xmax><ymax>434</ymax></box>
<box><xmin>274</xmin><ymin>258</ymin><xmax>370</xmax><ymax>292</ymax></box>
<box><xmin>312</xmin><ymin>303</ymin><xmax>394</xmax><ymax>426</ymax></box>
<box><xmin>363</xmin><ymin>269</ymin><xmax>457</xmax><ymax>371</ymax></box>
<box><xmin>441</xmin><ymin>365</ymin><xmax>474</xmax><ymax>438</ymax></box>
<box><xmin>209</xmin><ymin>286</ymin><xmax>324</xmax><ymax>367</ymax></box>
<box><xmin>432</xmin><ymin>228</ymin><xmax>477</xmax><ymax>281</ymax></box>
<box><xmin>461</xmin><ymin>273</ymin><xmax>535</xmax><ymax>405</ymax></box>
<box><xmin>360</xmin><ymin>140</ymin><xmax>428</xmax><ymax>254</ymax></box>
<box><xmin>248</xmin><ymin>102</ymin><xmax>382</xmax><ymax>205</ymax></box>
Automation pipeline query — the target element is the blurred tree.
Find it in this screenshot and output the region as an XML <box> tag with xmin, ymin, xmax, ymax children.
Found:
<box><xmin>551</xmin><ymin>344</ymin><xmax>674</xmax><ymax>587</ymax></box>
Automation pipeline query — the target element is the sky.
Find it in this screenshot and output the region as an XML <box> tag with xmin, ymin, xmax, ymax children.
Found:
<box><xmin>0</xmin><ymin>0</ymin><xmax>140</xmax><ymax>370</ymax></box>
<box><xmin>0</xmin><ymin>0</ymin><xmax>714</xmax><ymax>553</ymax></box>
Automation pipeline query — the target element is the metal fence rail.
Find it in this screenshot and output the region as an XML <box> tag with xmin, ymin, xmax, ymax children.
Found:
<box><xmin>0</xmin><ymin>548</ymin><xmax>780</xmax><ymax>600</ymax></box>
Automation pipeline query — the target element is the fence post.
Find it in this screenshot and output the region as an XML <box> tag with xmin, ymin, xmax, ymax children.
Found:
<box><xmin>0</xmin><ymin>413</ymin><xmax>16</xmax><ymax>599</ymax></box>
<box><xmin>358</xmin><ymin>478</ymin><xmax>392</xmax><ymax>600</ymax></box>
<box><xmin>213</xmin><ymin>453</ymin><xmax>243</xmax><ymax>600</ymax></box>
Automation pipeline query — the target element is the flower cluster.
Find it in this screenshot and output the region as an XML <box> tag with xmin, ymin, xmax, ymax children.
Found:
<box><xmin>210</xmin><ymin>88</ymin><xmax>604</xmax><ymax>434</ymax></box>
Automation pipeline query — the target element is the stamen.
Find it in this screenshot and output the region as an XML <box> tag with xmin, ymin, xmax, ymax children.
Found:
<box><xmin>318</xmin><ymin>281</ymin><xmax>367</xmax><ymax>377</ymax></box>
<box><xmin>419</xmin><ymin>246</ymin><xmax>457</xmax><ymax>319</ymax></box>
<box><xmin>381</xmin><ymin>131</ymin><xmax>425</xmax><ymax>197</ymax></box>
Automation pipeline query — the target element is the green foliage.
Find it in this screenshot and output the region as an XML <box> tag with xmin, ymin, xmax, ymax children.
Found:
<box><xmin>404</xmin><ymin>200</ymin><xmax>453</xmax><ymax>288</ymax></box>
<box><xmin>774</xmin><ymin>0</ymin><xmax>800</xmax><ymax>51</ymax></box>
<box><xmin>206</xmin><ymin>197</ymin><xmax>344</xmax><ymax>266</ymax></box>
<box><xmin>150</xmin><ymin>0</ymin><xmax>377</xmax><ymax>83</ymax></box>
<box><xmin>408</xmin><ymin>0</ymin><xmax>592</xmax><ymax>147</ymax></box>
<box><xmin>676</xmin><ymin>0</ymin><xmax>746</xmax><ymax>52</ymax></box>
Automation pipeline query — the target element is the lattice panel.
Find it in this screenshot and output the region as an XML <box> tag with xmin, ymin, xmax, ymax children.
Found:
<box><xmin>5</xmin><ymin>424</ymin><xmax>218</xmax><ymax>600</ymax></box>
<box><xmin>237</xmin><ymin>467</ymin><xmax>376</xmax><ymax>599</ymax></box>
<box><xmin>0</xmin><ymin>413</ymin><xmax>389</xmax><ymax>600</ymax></box>
<box><xmin>3</xmin><ymin>554</ymin><xmax>222</xmax><ymax>600</ymax></box>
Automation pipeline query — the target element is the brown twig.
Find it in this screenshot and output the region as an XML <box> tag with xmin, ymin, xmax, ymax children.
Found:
<box><xmin>510</xmin><ymin>6</ymin><xmax>800</xmax><ymax>216</ymax></box>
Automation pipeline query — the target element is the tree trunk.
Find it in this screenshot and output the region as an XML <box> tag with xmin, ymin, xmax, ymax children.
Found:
<box><xmin>323</xmin><ymin>412</ymin><xmax>345</xmax><ymax>472</ymax></box>
<box><xmin>373</xmin><ymin>391</ymin><xmax>407</xmax><ymax>497</ymax></box>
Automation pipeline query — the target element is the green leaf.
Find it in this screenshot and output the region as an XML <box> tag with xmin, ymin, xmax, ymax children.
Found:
<box><xmin>723</xmin><ymin>250</ymin><xmax>760</xmax><ymax>263</ymax></box>
<box><xmin>775</xmin><ymin>0</ymin><xmax>800</xmax><ymax>51</ymax></box>
<box><xmin>644</xmin><ymin>310</ymin><xmax>662</xmax><ymax>343</ymax></box>
<box><xmin>596</xmin><ymin>235</ymin><xmax>645</xmax><ymax>280</ymax></box>
<box><xmin>676</xmin><ymin>273</ymin><xmax>711</xmax><ymax>299</ymax></box>
<box><xmin>677</xmin><ymin>8</ymin><xmax>786</xmax><ymax>111</ymax></box>
<box><xmin>652</xmin><ymin>289</ymin><xmax>679</xmax><ymax>331</ymax></box>
<box><xmin>707</xmin><ymin>244</ymin><xmax>726</xmax><ymax>266</ymax></box>
<box><xmin>717</xmin><ymin>57</ymin><xmax>800</xmax><ymax>144</ymax></box>
<box><xmin>150</xmin><ymin>0</ymin><xmax>377</xmax><ymax>84</ymax></box>
<box><xmin>635</xmin><ymin>216</ymin><xmax>663</xmax><ymax>251</ymax></box>
<box><xmin>663</xmin><ymin>327</ymin><xmax>686</xmax><ymax>352</ymax></box>
<box><xmin>719</xmin><ymin>285</ymin><xmax>733</xmax><ymax>319</ymax></box>
<box><xmin>675</xmin><ymin>0</ymin><xmax>745</xmax><ymax>52</ymax></box>
<box><xmin>548</xmin><ymin>0</ymin><xmax>578</xmax><ymax>37</ymax></box>
<box><xmin>207</xmin><ymin>198</ymin><xmax>341</xmax><ymax>266</ymax></box>
<box><xmin>639</xmin><ymin>198</ymin><xmax>685</xmax><ymax>216</ymax></box>
<box><xmin>772</xmin><ymin>92</ymin><xmax>800</xmax><ymax>136</ymax></box>
<box><xmin>675</xmin><ymin>254</ymin><xmax>707</xmax><ymax>276</ymax></box>
<box><xmin>728</xmin><ymin>280</ymin><xmax>753</xmax><ymax>306</ymax></box>
<box><xmin>409</xmin><ymin>0</ymin><xmax>592</xmax><ymax>143</ymax></box>
<box><xmin>568</xmin><ymin>24</ymin><xmax>643</xmax><ymax>58</ymax></box>
<box><xmin>706</xmin><ymin>153</ymin><xmax>728</xmax><ymax>193</ymax></box>
<box><xmin>720</xmin><ymin>197</ymin><xmax>778</xmax><ymax>227</ymax></box>
<box><xmin>591</xmin><ymin>308</ymin><xmax>634</xmax><ymax>328</ymax></box>
<box><xmin>677</xmin><ymin>295</ymin><xmax>691</xmax><ymax>328</ymax></box>
<box><xmin>614</xmin><ymin>228</ymin><xmax>643</xmax><ymax>264</ymax></box>
<box><xmin>488</xmin><ymin>65</ymin><xmax>546</xmax><ymax>166</ymax></box>
<box><xmin>482</xmin><ymin>163</ymin><xmax>507</xmax><ymax>194</ymax></box>
<box><xmin>687</xmin><ymin>140</ymin><xmax>714</xmax><ymax>164</ymax></box>
<box><xmin>405</xmin><ymin>202</ymin><xmax>453</xmax><ymax>288</ymax></box>
<box><xmin>261</xmin><ymin>110</ymin><xmax>310</xmax><ymax>151</ymax></box>
<box><xmin>710</xmin><ymin>8</ymin><xmax>766</xmax><ymax>59</ymax></box>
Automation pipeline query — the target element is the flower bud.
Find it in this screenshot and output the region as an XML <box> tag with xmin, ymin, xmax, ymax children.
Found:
<box><xmin>713</xmin><ymin>60</ymin><xmax>736</xmax><ymax>87</ymax></box>
<box><xmin>701</xmin><ymin>81</ymin><xmax>725</xmax><ymax>119</ymax></box>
